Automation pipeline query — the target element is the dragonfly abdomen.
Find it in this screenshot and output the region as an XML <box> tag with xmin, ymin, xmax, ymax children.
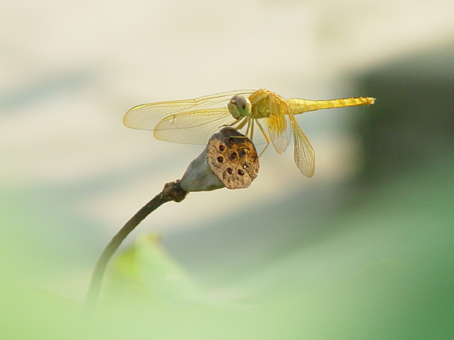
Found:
<box><xmin>288</xmin><ymin>97</ymin><xmax>375</xmax><ymax>115</ymax></box>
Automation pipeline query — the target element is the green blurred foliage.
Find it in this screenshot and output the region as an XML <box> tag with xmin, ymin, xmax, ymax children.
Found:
<box><xmin>2</xmin><ymin>156</ymin><xmax>453</xmax><ymax>339</ymax></box>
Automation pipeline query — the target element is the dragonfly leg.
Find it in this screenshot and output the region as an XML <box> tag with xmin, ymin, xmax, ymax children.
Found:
<box><xmin>220</xmin><ymin>117</ymin><xmax>250</xmax><ymax>143</ymax></box>
<box><xmin>236</xmin><ymin>117</ymin><xmax>248</xmax><ymax>130</ymax></box>
<box><xmin>250</xmin><ymin>119</ymin><xmax>255</xmax><ymax>141</ymax></box>
<box><xmin>231</xmin><ymin>118</ymin><xmax>250</xmax><ymax>141</ymax></box>
<box><xmin>256</xmin><ymin>119</ymin><xmax>270</xmax><ymax>158</ymax></box>
<box><xmin>222</xmin><ymin>118</ymin><xmax>243</xmax><ymax>128</ymax></box>
<box><xmin>245</xmin><ymin>118</ymin><xmax>252</xmax><ymax>138</ymax></box>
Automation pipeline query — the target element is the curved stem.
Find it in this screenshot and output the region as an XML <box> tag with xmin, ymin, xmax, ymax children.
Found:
<box><xmin>82</xmin><ymin>181</ymin><xmax>187</xmax><ymax>319</ymax></box>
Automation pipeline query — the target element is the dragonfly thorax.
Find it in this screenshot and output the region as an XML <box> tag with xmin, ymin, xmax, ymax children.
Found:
<box><xmin>227</xmin><ymin>95</ymin><xmax>252</xmax><ymax>119</ymax></box>
<box><xmin>248</xmin><ymin>89</ymin><xmax>281</xmax><ymax>119</ymax></box>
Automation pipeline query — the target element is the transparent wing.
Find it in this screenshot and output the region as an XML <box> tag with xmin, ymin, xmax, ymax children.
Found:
<box><xmin>265</xmin><ymin>94</ymin><xmax>292</xmax><ymax>154</ymax></box>
<box><xmin>288</xmin><ymin>112</ymin><xmax>315</xmax><ymax>177</ymax></box>
<box><xmin>154</xmin><ymin>108</ymin><xmax>237</xmax><ymax>144</ymax></box>
<box><xmin>124</xmin><ymin>90</ymin><xmax>256</xmax><ymax>144</ymax></box>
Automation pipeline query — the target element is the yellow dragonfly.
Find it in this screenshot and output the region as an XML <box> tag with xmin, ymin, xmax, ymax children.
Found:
<box><xmin>124</xmin><ymin>89</ymin><xmax>375</xmax><ymax>177</ymax></box>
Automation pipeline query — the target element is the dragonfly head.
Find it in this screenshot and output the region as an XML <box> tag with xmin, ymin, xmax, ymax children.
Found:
<box><xmin>228</xmin><ymin>95</ymin><xmax>252</xmax><ymax>119</ymax></box>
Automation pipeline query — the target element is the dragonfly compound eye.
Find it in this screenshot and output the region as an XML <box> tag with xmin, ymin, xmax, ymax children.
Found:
<box><xmin>235</xmin><ymin>96</ymin><xmax>252</xmax><ymax>116</ymax></box>
<box><xmin>227</xmin><ymin>95</ymin><xmax>251</xmax><ymax>119</ymax></box>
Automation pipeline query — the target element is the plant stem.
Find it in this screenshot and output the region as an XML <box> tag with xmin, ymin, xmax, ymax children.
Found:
<box><xmin>82</xmin><ymin>180</ymin><xmax>187</xmax><ymax>319</ymax></box>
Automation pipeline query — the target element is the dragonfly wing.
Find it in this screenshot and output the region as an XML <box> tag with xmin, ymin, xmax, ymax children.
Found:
<box><xmin>265</xmin><ymin>94</ymin><xmax>292</xmax><ymax>154</ymax></box>
<box><xmin>123</xmin><ymin>90</ymin><xmax>256</xmax><ymax>131</ymax></box>
<box><xmin>288</xmin><ymin>113</ymin><xmax>315</xmax><ymax>177</ymax></box>
<box><xmin>154</xmin><ymin>108</ymin><xmax>236</xmax><ymax>144</ymax></box>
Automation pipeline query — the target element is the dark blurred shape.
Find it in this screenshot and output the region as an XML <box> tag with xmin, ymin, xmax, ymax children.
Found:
<box><xmin>357</xmin><ymin>44</ymin><xmax>454</xmax><ymax>186</ymax></box>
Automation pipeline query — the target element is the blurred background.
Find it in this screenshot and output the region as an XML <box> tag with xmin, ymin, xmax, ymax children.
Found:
<box><xmin>1</xmin><ymin>0</ymin><xmax>453</xmax><ymax>338</ymax></box>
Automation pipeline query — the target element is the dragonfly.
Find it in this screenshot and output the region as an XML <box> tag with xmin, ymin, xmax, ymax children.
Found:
<box><xmin>124</xmin><ymin>89</ymin><xmax>375</xmax><ymax>177</ymax></box>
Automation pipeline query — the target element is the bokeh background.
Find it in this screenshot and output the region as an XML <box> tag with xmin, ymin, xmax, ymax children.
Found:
<box><xmin>1</xmin><ymin>0</ymin><xmax>453</xmax><ymax>338</ymax></box>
